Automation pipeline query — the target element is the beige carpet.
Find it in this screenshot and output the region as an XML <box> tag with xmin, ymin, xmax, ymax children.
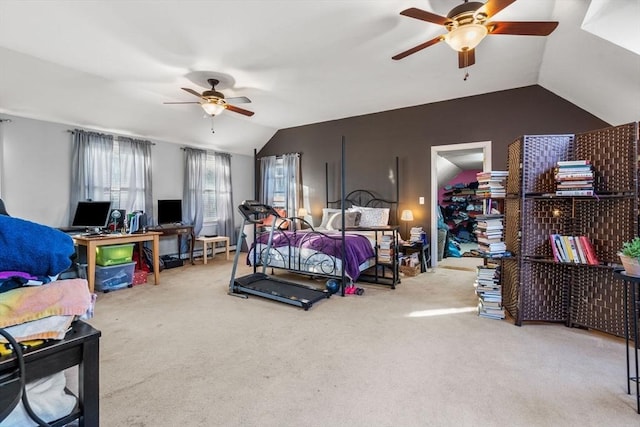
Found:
<box><xmin>83</xmin><ymin>254</ymin><xmax>639</xmax><ymax>426</ymax></box>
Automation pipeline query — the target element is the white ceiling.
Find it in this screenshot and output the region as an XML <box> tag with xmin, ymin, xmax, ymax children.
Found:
<box><xmin>0</xmin><ymin>0</ymin><xmax>638</xmax><ymax>156</ymax></box>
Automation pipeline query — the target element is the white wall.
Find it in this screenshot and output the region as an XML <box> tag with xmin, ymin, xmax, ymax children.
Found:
<box><xmin>0</xmin><ymin>113</ymin><xmax>254</xmax><ymax>255</ymax></box>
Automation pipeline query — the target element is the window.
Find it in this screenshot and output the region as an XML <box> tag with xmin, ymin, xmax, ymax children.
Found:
<box><xmin>71</xmin><ymin>130</ymin><xmax>152</xmax><ymax>220</ymax></box>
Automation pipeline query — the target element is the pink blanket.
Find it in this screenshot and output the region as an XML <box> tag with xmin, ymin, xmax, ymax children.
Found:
<box><xmin>0</xmin><ymin>278</ymin><xmax>91</xmax><ymax>328</ymax></box>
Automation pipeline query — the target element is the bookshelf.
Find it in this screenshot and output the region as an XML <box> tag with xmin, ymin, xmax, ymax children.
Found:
<box><xmin>502</xmin><ymin>122</ymin><xmax>639</xmax><ymax>338</ymax></box>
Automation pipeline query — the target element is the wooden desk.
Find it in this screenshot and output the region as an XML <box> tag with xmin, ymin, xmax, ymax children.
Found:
<box><xmin>74</xmin><ymin>232</ymin><xmax>161</xmax><ymax>293</ymax></box>
<box><xmin>0</xmin><ymin>320</ymin><xmax>101</xmax><ymax>426</ymax></box>
<box><xmin>148</xmin><ymin>225</ymin><xmax>195</xmax><ymax>264</ymax></box>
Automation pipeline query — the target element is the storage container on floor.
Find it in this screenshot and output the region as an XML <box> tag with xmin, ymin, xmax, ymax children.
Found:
<box><xmin>95</xmin><ymin>243</ymin><xmax>135</xmax><ymax>266</ymax></box>
<box><xmin>95</xmin><ymin>261</ymin><xmax>135</xmax><ymax>293</ymax></box>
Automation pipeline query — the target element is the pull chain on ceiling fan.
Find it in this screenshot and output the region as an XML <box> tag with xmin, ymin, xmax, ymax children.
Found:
<box><xmin>392</xmin><ymin>0</ymin><xmax>559</xmax><ymax>68</ymax></box>
<box><xmin>164</xmin><ymin>78</ymin><xmax>254</xmax><ymax>117</ymax></box>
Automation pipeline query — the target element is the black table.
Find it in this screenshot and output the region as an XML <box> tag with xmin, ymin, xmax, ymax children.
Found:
<box><xmin>613</xmin><ymin>269</ymin><xmax>640</xmax><ymax>414</ymax></box>
<box><xmin>0</xmin><ymin>320</ymin><xmax>101</xmax><ymax>426</ymax></box>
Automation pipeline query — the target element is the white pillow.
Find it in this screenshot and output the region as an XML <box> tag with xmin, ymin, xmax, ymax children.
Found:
<box><xmin>326</xmin><ymin>211</ymin><xmax>361</xmax><ymax>230</ymax></box>
<box><xmin>351</xmin><ymin>206</ymin><xmax>390</xmax><ymax>227</ymax></box>
<box><xmin>319</xmin><ymin>208</ymin><xmax>342</xmax><ymax>229</ymax></box>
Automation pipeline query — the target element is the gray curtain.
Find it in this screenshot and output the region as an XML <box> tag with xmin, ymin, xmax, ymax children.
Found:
<box><xmin>282</xmin><ymin>153</ymin><xmax>302</xmax><ymax>218</ymax></box>
<box><xmin>260</xmin><ymin>155</ymin><xmax>277</xmax><ymax>205</ymax></box>
<box><xmin>118</xmin><ymin>137</ymin><xmax>153</xmax><ymax>218</ymax></box>
<box><xmin>70</xmin><ymin>130</ymin><xmax>114</xmax><ymax>223</ymax></box>
<box><xmin>213</xmin><ymin>152</ymin><xmax>236</xmax><ymax>245</ymax></box>
<box><xmin>183</xmin><ymin>147</ymin><xmax>206</xmax><ymax>235</ymax></box>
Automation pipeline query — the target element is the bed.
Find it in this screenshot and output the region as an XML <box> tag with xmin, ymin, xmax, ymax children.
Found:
<box><xmin>248</xmin><ymin>188</ymin><xmax>401</xmax><ymax>289</ymax></box>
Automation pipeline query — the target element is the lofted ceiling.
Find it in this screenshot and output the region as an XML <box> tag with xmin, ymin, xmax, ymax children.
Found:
<box><xmin>0</xmin><ymin>0</ymin><xmax>638</xmax><ymax>156</ymax></box>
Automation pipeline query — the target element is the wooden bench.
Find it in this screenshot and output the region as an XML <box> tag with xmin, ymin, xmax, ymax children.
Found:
<box><xmin>196</xmin><ymin>236</ymin><xmax>230</xmax><ymax>264</ymax></box>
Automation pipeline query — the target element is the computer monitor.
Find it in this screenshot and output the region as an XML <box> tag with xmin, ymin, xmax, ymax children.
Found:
<box><xmin>157</xmin><ymin>199</ymin><xmax>183</xmax><ymax>225</ymax></box>
<box><xmin>71</xmin><ymin>201</ymin><xmax>112</xmax><ymax>229</ymax></box>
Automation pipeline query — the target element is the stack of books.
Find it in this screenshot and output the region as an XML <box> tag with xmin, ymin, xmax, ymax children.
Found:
<box><xmin>409</xmin><ymin>226</ymin><xmax>426</xmax><ymax>243</ymax></box>
<box><xmin>549</xmin><ymin>234</ymin><xmax>599</xmax><ymax>265</ymax></box>
<box><xmin>475</xmin><ymin>262</ymin><xmax>505</xmax><ymax>320</ymax></box>
<box><xmin>475</xmin><ymin>214</ymin><xmax>506</xmax><ymax>256</ymax></box>
<box><xmin>475</xmin><ymin>171</ymin><xmax>508</xmax><ymax>199</ymax></box>
<box><xmin>555</xmin><ymin>160</ymin><xmax>594</xmax><ymax>196</ymax></box>
<box><xmin>378</xmin><ymin>235</ymin><xmax>393</xmax><ymax>263</ymax></box>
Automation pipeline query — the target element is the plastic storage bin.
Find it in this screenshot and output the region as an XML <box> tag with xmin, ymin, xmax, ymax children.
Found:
<box><xmin>95</xmin><ymin>244</ymin><xmax>135</xmax><ymax>266</ymax></box>
<box><xmin>95</xmin><ymin>262</ymin><xmax>135</xmax><ymax>293</ymax></box>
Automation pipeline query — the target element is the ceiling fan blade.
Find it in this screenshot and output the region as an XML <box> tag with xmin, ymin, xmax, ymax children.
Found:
<box><xmin>487</xmin><ymin>21</ymin><xmax>559</xmax><ymax>36</ymax></box>
<box><xmin>163</xmin><ymin>101</ymin><xmax>200</xmax><ymax>104</ymax></box>
<box><xmin>225</xmin><ymin>104</ymin><xmax>255</xmax><ymax>117</ymax></box>
<box><xmin>478</xmin><ymin>0</ymin><xmax>516</xmax><ymax>19</ymax></box>
<box><xmin>226</xmin><ymin>96</ymin><xmax>251</xmax><ymax>104</ymax></box>
<box><xmin>181</xmin><ymin>87</ymin><xmax>205</xmax><ymax>99</ymax></box>
<box><xmin>392</xmin><ymin>35</ymin><xmax>444</xmax><ymax>60</ymax></box>
<box><xmin>458</xmin><ymin>49</ymin><xmax>476</xmax><ymax>69</ymax></box>
<box><xmin>400</xmin><ymin>7</ymin><xmax>450</xmax><ymax>26</ymax></box>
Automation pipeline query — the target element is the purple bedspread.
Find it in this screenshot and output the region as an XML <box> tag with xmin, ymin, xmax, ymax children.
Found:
<box><xmin>254</xmin><ymin>230</ymin><xmax>375</xmax><ymax>281</ymax></box>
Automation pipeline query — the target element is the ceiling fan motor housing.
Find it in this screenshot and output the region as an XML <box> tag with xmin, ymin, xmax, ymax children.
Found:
<box><xmin>446</xmin><ymin>1</ymin><xmax>487</xmax><ymax>29</ymax></box>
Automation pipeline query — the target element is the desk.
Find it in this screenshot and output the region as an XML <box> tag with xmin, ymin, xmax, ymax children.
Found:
<box><xmin>148</xmin><ymin>225</ymin><xmax>195</xmax><ymax>264</ymax></box>
<box><xmin>0</xmin><ymin>320</ymin><xmax>101</xmax><ymax>426</ymax></box>
<box><xmin>613</xmin><ymin>269</ymin><xmax>640</xmax><ymax>414</ymax></box>
<box><xmin>196</xmin><ymin>236</ymin><xmax>230</xmax><ymax>264</ymax></box>
<box><xmin>74</xmin><ymin>232</ymin><xmax>161</xmax><ymax>293</ymax></box>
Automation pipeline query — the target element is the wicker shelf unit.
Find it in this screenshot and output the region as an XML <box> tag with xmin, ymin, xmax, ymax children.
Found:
<box><xmin>502</xmin><ymin>122</ymin><xmax>639</xmax><ymax>338</ymax></box>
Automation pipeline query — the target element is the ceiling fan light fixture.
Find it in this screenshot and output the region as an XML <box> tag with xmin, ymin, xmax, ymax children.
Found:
<box><xmin>200</xmin><ymin>100</ymin><xmax>226</xmax><ymax>116</ymax></box>
<box><xmin>444</xmin><ymin>23</ymin><xmax>488</xmax><ymax>52</ymax></box>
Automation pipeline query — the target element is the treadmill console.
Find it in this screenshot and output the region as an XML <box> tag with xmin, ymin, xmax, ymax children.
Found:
<box><xmin>238</xmin><ymin>200</ymin><xmax>278</xmax><ymax>223</ymax></box>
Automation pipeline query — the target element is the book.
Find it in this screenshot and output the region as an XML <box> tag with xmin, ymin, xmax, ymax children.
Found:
<box><xmin>557</xmin><ymin>160</ymin><xmax>590</xmax><ymax>166</ymax></box>
<box><xmin>550</xmin><ymin>234</ymin><xmax>562</xmax><ymax>262</ymax></box>
<box><xmin>579</xmin><ymin>236</ymin><xmax>599</xmax><ymax>265</ymax></box>
<box><xmin>551</xmin><ymin>234</ymin><xmax>569</xmax><ymax>262</ymax></box>
<box><xmin>555</xmin><ymin>189</ymin><xmax>594</xmax><ymax>196</ymax></box>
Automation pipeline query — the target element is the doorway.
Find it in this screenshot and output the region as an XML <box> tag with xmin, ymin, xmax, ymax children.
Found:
<box><xmin>430</xmin><ymin>141</ymin><xmax>492</xmax><ymax>267</ymax></box>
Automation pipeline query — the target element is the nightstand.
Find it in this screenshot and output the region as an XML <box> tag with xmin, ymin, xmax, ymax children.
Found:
<box><xmin>401</xmin><ymin>241</ymin><xmax>430</xmax><ymax>272</ymax></box>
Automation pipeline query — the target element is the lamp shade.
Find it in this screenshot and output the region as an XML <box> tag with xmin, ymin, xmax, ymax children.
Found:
<box><xmin>298</xmin><ymin>208</ymin><xmax>308</xmax><ymax>217</ymax></box>
<box><xmin>444</xmin><ymin>24</ymin><xmax>488</xmax><ymax>52</ymax></box>
<box><xmin>200</xmin><ymin>100</ymin><xmax>226</xmax><ymax>116</ymax></box>
<box><xmin>400</xmin><ymin>209</ymin><xmax>414</xmax><ymax>221</ymax></box>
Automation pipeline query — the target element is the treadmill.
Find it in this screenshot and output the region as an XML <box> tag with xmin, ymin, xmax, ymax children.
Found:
<box><xmin>228</xmin><ymin>200</ymin><xmax>330</xmax><ymax>310</ymax></box>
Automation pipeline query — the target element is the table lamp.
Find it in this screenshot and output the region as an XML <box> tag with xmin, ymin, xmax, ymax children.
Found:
<box><xmin>400</xmin><ymin>209</ymin><xmax>414</xmax><ymax>241</ymax></box>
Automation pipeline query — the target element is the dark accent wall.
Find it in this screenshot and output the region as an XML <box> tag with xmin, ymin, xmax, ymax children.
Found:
<box><xmin>258</xmin><ymin>85</ymin><xmax>609</xmax><ymax>234</ymax></box>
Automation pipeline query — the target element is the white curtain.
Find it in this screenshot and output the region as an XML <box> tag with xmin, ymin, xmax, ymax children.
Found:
<box><xmin>118</xmin><ymin>137</ymin><xmax>153</xmax><ymax>218</ymax></box>
<box><xmin>70</xmin><ymin>130</ymin><xmax>113</xmax><ymax>222</ymax></box>
<box><xmin>183</xmin><ymin>147</ymin><xmax>206</xmax><ymax>235</ymax></box>
<box><xmin>213</xmin><ymin>152</ymin><xmax>236</xmax><ymax>245</ymax></box>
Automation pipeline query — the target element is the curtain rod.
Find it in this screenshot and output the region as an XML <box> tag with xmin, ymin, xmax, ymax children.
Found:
<box><xmin>67</xmin><ymin>129</ymin><xmax>156</xmax><ymax>145</ymax></box>
<box><xmin>181</xmin><ymin>146</ymin><xmax>232</xmax><ymax>156</ymax></box>
<box><xmin>257</xmin><ymin>152</ymin><xmax>301</xmax><ymax>160</ymax></box>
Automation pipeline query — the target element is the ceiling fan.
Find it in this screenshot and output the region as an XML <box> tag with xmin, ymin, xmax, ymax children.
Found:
<box><xmin>392</xmin><ymin>0</ymin><xmax>559</xmax><ymax>68</ymax></box>
<box><xmin>164</xmin><ymin>78</ymin><xmax>254</xmax><ymax>117</ymax></box>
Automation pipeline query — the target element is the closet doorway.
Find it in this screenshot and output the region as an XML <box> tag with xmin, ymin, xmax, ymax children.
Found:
<box><xmin>430</xmin><ymin>141</ymin><xmax>492</xmax><ymax>267</ymax></box>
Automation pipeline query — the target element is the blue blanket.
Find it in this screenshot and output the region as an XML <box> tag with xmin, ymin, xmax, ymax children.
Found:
<box><xmin>0</xmin><ymin>215</ymin><xmax>75</xmax><ymax>276</ymax></box>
